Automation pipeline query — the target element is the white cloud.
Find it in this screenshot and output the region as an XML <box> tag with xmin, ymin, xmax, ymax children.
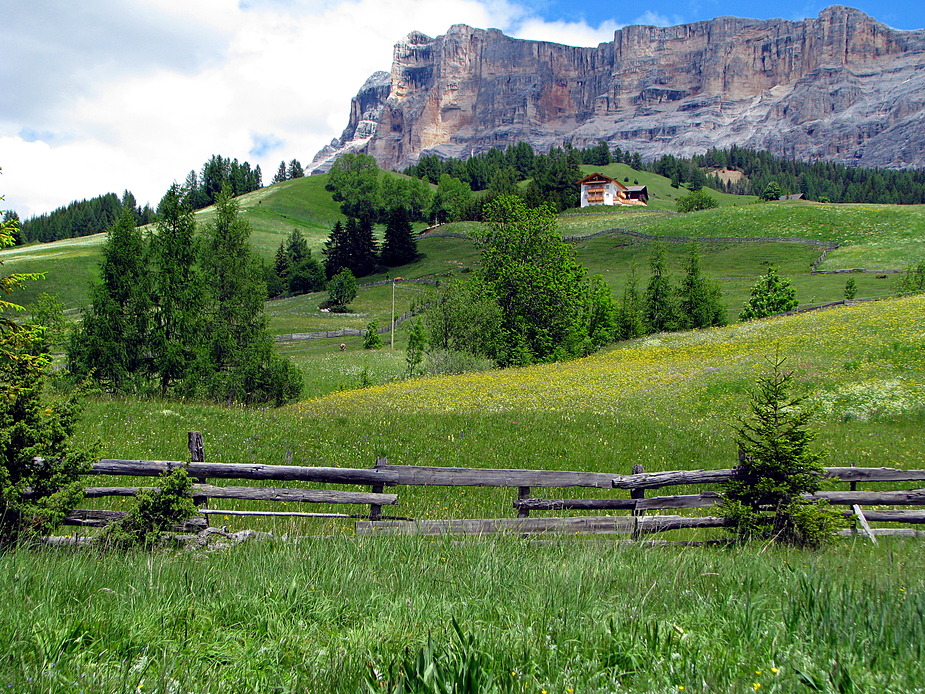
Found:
<box><xmin>511</xmin><ymin>18</ymin><xmax>623</xmax><ymax>46</ymax></box>
<box><xmin>0</xmin><ymin>0</ymin><xmax>637</xmax><ymax>218</ymax></box>
<box><xmin>631</xmin><ymin>10</ymin><xmax>685</xmax><ymax>27</ymax></box>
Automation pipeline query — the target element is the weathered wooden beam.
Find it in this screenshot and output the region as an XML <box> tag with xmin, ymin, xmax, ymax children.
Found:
<box><xmin>810</xmin><ymin>489</ymin><xmax>925</xmax><ymax>505</ymax></box>
<box><xmin>612</xmin><ymin>469</ymin><xmax>734</xmax><ymax>490</ymax></box>
<box><xmin>850</xmin><ymin>510</ymin><xmax>925</xmax><ymax>524</ymax></box>
<box><xmin>89</xmin><ymin>461</ymin><xmax>925</xmax><ymax>490</ymax></box>
<box><xmin>636</xmin><ymin>515</ymin><xmax>727</xmax><ymax>533</ymax></box>
<box><xmin>838</xmin><ymin>528</ymin><xmax>925</xmax><ymax>537</ymax></box>
<box><xmin>514</xmin><ymin>498</ymin><xmax>638</xmax><ymax>511</ymax></box>
<box><xmin>82</xmin><ymin>485</ymin><xmax>398</xmax><ymax>505</ymax></box>
<box><xmin>825</xmin><ymin>467</ymin><xmax>925</xmax><ymax>483</ymax></box>
<box><xmin>92</xmin><ymin>460</ymin><xmax>398</xmax><ymax>485</ymax></box>
<box><xmin>62</xmin><ymin>509</ymin><xmax>207</xmax><ymax>530</ymax></box>
<box><xmin>375</xmin><ymin>464</ymin><xmax>616</xmax><ymax>488</ymax></box>
<box><xmin>356</xmin><ymin>515</ymin><xmax>637</xmax><ymax>536</ymax></box>
<box><xmin>201</xmin><ymin>509</ymin><xmax>413</xmax><ymax>520</ymax></box>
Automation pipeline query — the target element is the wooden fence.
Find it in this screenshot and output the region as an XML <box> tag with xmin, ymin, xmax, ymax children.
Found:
<box><xmin>63</xmin><ymin>433</ymin><xmax>925</xmax><ymax>541</ymax></box>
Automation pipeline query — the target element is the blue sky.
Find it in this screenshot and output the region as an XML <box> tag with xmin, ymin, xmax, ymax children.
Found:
<box><xmin>0</xmin><ymin>0</ymin><xmax>920</xmax><ymax>217</ymax></box>
<box><xmin>534</xmin><ymin>0</ymin><xmax>923</xmax><ymax>32</ymax></box>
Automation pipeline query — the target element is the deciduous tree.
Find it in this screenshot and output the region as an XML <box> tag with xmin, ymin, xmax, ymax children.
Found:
<box><xmin>740</xmin><ymin>267</ymin><xmax>798</xmax><ymax>321</ymax></box>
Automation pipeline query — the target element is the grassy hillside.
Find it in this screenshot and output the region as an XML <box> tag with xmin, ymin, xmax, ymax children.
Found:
<box><xmin>69</xmin><ymin>294</ymin><xmax>925</xmax><ymax>521</ymax></box>
<box><xmin>577</xmin><ymin>163</ymin><xmax>753</xmax><ymax>210</ymax></box>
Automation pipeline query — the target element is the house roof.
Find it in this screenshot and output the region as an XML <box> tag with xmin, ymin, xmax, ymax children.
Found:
<box><xmin>577</xmin><ymin>173</ymin><xmax>628</xmax><ymax>190</ymax></box>
<box><xmin>625</xmin><ymin>185</ymin><xmax>648</xmax><ymax>193</ymax></box>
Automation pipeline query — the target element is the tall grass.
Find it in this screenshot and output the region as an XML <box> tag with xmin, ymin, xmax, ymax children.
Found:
<box><xmin>1</xmin><ymin>537</ymin><xmax>922</xmax><ymax>692</ymax></box>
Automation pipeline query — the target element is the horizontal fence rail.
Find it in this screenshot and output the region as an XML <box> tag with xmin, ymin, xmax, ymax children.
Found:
<box><xmin>63</xmin><ymin>436</ymin><xmax>925</xmax><ymax>540</ymax></box>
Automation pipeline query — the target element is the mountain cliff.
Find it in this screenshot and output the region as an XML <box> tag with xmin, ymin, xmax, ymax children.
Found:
<box><xmin>309</xmin><ymin>6</ymin><xmax>925</xmax><ymax>172</ymax></box>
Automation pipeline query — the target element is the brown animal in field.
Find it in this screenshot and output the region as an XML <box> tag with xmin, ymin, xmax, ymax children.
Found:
<box><xmin>339</xmin><ymin>343</ymin><xmax>347</xmax><ymax>351</ymax></box>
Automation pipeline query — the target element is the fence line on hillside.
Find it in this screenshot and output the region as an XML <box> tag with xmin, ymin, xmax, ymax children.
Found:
<box><xmin>276</xmin><ymin>302</ymin><xmax>432</xmax><ymax>342</ymax></box>
<box><xmin>54</xmin><ymin>432</ymin><xmax>925</xmax><ymax>541</ymax></box>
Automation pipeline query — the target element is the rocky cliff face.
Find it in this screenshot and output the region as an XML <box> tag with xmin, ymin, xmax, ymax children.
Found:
<box><xmin>309</xmin><ymin>6</ymin><xmax>925</xmax><ymax>172</ymax></box>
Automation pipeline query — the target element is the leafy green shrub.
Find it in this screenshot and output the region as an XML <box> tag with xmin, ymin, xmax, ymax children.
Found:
<box><xmin>425</xmin><ymin>349</ymin><xmax>496</xmax><ymax>376</ymax></box>
<box><xmin>676</xmin><ymin>189</ymin><xmax>719</xmax><ymax>213</ymax></box>
<box><xmin>363</xmin><ymin>320</ymin><xmax>383</xmax><ymax>349</ymax></box>
<box><xmin>718</xmin><ymin>357</ymin><xmax>847</xmax><ymax>547</ymax></box>
<box><xmin>325</xmin><ymin>268</ymin><xmax>358</xmax><ymax>309</ymax></box>
<box><xmin>897</xmin><ymin>259</ymin><xmax>925</xmax><ymax>294</ymax></box>
<box><xmin>102</xmin><ymin>467</ymin><xmax>199</xmax><ymax>548</ymax></box>
<box><xmin>739</xmin><ymin>267</ymin><xmax>798</xmax><ymax>320</ymax></box>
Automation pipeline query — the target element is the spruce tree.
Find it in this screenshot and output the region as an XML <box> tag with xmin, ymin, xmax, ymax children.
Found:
<box><xmin>644</xmin><ymin>243</ymin><xmax>678</xmax><ymax>333</ymax></box>
<box><xmin>273</xmin><ymin>161</ymin><xmax>288</xmax><ymax>184</ymax></box>
<box><xmin>380</xmin><ymin>206</ymin><xmax>418</xmax><ymax>267</ymax></box>
<box><xmin>346</xmin><ymin>216</ymin><xmax>379</xmax><ymax>277</ymax></box>
<box><xmin>677</xmin><ymin>245</ymin><xmax>726</xmax><ymax>329</ymax></box>
<box><xmin>149</xmin><ymin>184</ymin><xmax>204</xmax><ymax>396</ymax></box>
<box><xmin>618</xmin><ymin>268</ymin><xmax>645</xmax><ymax>340</ymax></box>
<box><xmin>199</xmin><ymin>187</ymin><xmax>302</xmax><ymax>405</ymax></box>
<box><xmin>68</xmin><ymin>210</ymin><xmax>151</xmax><ymax>391</ymax></box>
<box><xmin>322</xmin><ymin>220</ymin><xmax>351</xmax><ymax>278</ymax></box>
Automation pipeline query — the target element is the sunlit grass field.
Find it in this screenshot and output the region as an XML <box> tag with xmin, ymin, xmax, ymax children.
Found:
<box><xmin>2</xmin><ymin>537</ymin><xmax>923</xmax><ymax>692</ymax></box>
<box><xmin>4</xmin><ymin>294</ymin><xmax>924</xmax><ymax>692</ymax></box>
<box><xmin>66</xmin><ymin>294</ymin><xmax>925</xmax><ymax>529</ymax></box>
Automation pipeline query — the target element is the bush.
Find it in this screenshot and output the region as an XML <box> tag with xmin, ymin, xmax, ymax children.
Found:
<box><xmin>102</xmin><ymin>467</ymin><xmax>199</xmax><ymax>548</ymax></box>
<box><xmin>740</xmin><ymin>267</ymin><xmax>797</xmax><ymax>320</ymax></box>
<box><xmin>326</xmin><ymin>268</ymin><xmax>358</xmax><ymax>309</ymax></box>
<box><xmin>718</xmin><ymin>357</ymin><xmax>847</xmax><ymax>547</ymax></box>
<box><xmin>424</xmin><ymin>349</ymin><xmax>496</xmax><ymax>375</ymax></box>
<box><xmin>676</xmin><ymin>190</ymin><xmax>719</xmax><ymax>213</ymax></box>
<box><xmin>363</xmin><ymin>320</ymin><xmax>383</xmax><ymax>349</ymax></box>
<box><xmin>897</xmin><ymin>259</ymin><xmax>925</xmax><ymax>294</ymax></box>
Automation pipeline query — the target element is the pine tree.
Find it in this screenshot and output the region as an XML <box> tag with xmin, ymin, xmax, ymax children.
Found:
<box><xmin>618</xmin><ymin>268</ymin><xmax>645</xmax><ymax>340</ymax></box>
<box><xmin>345</xmin><ymin>216</ymin><xmax>379</xmax><ymax>277</ymax></box>
<box><xmin>719</xmin><ymin>356</ymin><xmax>846</xmax><ymax>546</ymax></box>
<box><xmin>273</xmin><ymin>161</ymin><xmax>288</xmax><ymax>184</ymax></box>
<box><xmin>644</xmin><ymin>243</ymin><xmax>678</xmax><ymax>333</ymax></box>
<box><xmin>380</xmin><ymin>206</ymin><xmax>418</xmax><ymax>266</ymax></box>
<box><xmin>268</xmin><ymin>240</ymin><xmax>289</xmax><ymax>297</ymax></box>
<box><xmin>148</xmin><ymin>184</ymin><xmax>204</xmax><ymax>396</ymax></box>
<box><xmin>287</xmin><ymin>159</ymin><xmax>304</xmax><ymax>179</ymax></box>
<box><xmin>677</xmin><ymin>245</ymin><xmax>726</xmax><ymax>329</ymax></box>
<box><xmin>68</xmin><ymin>210</ymin><xmax>151</xmax><ymax>391</ymax></box>
<box><xmin>322</xmin><ymin>220</ymin><xmax>351</xmax><ymax>278</ymax></box>
<box><xmin>1</xmin><ymin>200</ymin><xmax>95</xmax><ymax>544</ymax></box>
<box><xmin>199</xmin><ymin>187</ymin><xmax>302</xmax><ymax>405</ymax></box>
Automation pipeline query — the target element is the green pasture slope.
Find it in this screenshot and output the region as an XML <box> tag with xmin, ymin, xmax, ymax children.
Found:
<box><xmin>3</xmin><ymin>295</ymin><xmax>925</xmax><ymax>691</ymax></box>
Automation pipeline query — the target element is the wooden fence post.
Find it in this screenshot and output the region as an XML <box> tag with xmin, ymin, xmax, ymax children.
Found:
<box><xmin>189</xmin><ymin>432</ymin><xmax>207</xmax><ymax>509</ymax></box>
<box><xmin>631</xmin><ymin>464</ymin><xmax>645</xmax><ymax>540</ymax></box>
<box><xmin>517</xmin><ymin>487</ymin><xmax>531</xmax><ymax>518</ymax></box>
<box><xmin>370</xmin><ymin>457</ymin><xmax>387</xmax><ymax>520</ymax></box>
<box><xmin>631</xmin><ymin>464</ymin><xmax>646</xmax><ymax>516</ymax></box>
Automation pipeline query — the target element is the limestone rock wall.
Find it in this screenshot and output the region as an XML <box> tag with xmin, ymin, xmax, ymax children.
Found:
<box><xmin>309</xmin><ymin>6</ymin><xmax>925</xmax><ymax>172</ymax></box>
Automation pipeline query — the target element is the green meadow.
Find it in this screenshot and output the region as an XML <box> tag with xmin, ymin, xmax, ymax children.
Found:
<box><xmin>2</xmin><ymin>157</ymin><xmax>925</xmax><ymax>690</ymax></box>
<box><xmin>2</xmin><ymin>295</ymin><xmax>925</xmax><ymax>691</ymax></box>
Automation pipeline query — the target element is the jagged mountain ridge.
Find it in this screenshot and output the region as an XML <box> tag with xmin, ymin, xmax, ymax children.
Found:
<box><xmin>309</xmin><ymin>6</ymin><xmax>925</xmax><ymax>172</ymax></box>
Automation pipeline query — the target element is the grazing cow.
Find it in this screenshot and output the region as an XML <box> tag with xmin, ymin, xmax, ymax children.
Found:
<box><xmin>339</xmin><ymin>343</ymin><xmax>347</xmax><ymax>351</ymax></box>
